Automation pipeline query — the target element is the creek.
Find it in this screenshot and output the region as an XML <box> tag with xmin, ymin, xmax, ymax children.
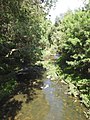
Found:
<box><xmin>1</xmin><ymin>58</ymin><xmax>88</xmax><ymax>120</ymax></box>
<box><xmin>3</xmin><ymin>74</ymin><xmax>87</xmax><ymax>120</ymax></box>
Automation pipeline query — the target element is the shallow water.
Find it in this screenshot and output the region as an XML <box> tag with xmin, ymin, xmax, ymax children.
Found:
<box><xmin>11</xmin><ymin>77</ymin><xmax>87</xmax><ymax>120</ymax></box>
<box><xmin>43</xmin><ymin>78</ymin><xmax>87</xmax><ymax>120</ymax></box>
<box><xmin>1</xmin><ymin>70</ymin><xmax>88</xmax><ymax>120</ymax></box>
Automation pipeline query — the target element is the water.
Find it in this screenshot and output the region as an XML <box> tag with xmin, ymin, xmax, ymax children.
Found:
<box><xmin>7</xmin><ymin>77</ymin><xmax>87</xmax><ymax>120</ymax></box>
<box><xmin>43</xmin><ymin>78</ymin><xmax>87</xmax><ymax>120</ymax></box>
<box><xmin>1</xmin><ymin>69</ymin><xmax>88</xmax><ymax>120</ymax></box>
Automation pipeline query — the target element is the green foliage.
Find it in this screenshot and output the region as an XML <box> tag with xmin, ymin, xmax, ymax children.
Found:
<box><xmin>0</xmin><ymin>0</ymin><xmax>50</xmax><ymax>72</ymax></box>
<box><xmin>0</xmin><ymin>76</ymin><xmax>17</xmax><ymax>101</ymax></box>
<box><xmin>52</xmin><ymin>8</ymin><xmax>90</xmax><ymax>107</ymax></box>
<box><xmin>0</xmin><ymin>0</ymin><xmax>52</xmax><ymax>101</ymax></box>
<box><xmin>58</xmin><ymin>10</ymin><xmax>90</xmax><ymax>78</ymax></box>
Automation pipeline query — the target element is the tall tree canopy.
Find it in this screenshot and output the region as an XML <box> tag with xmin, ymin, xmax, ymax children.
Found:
<box><xmin>0</xmin><ymin>0</ymin><xmax>53</xmax><ymax>101</ymax></box>
<box><xmin>49</xmin><ymin>3</ymin><xmax>90</xmax><ymax>107</ymax></box>
<box><xmin>0</xmin><ymin>0</ymin><xmax>50</xmax><ymax>73</ymax></box>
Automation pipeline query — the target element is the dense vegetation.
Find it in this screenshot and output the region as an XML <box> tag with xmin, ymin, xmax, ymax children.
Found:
<box><xmin>49</xmin><ymin>3</ymin><xmax>90</xmax><ymax>108</ymax></box>
<box><xmin>0</xmin><ymin>0</ymin><xmax>52</xmax><ymax>102</ymax></box>
<box><xmin>0</xmin><ymin>0</ymin><xmax>90</xmax><ymax>118</ymax></box>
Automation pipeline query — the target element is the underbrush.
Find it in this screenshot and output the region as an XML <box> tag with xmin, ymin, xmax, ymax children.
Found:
<box><xmin>0</xmin><ymin>75</ymin><xmax>17</xmax><ymax>103</ymax></box>
<box><xmin>57</xmin><ymin>67</ymin><xmax>90</xmax><ymax>119</ymax></box>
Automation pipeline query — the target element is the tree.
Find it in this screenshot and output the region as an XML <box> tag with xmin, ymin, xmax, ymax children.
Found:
<box><xmin>51</xmin><ymin>8</ymin><xmax>90</xmax><ymax>107</ymax></box>
<box><xmin>0</xmin><ymin>0</ymin><xmax>52</xmax><ymax>101</ymax></box>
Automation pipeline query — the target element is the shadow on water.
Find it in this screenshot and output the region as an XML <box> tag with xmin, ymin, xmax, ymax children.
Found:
<box><xmin>0</xmin><ymin>64</ymin><xmax>88</xmax><ymax>120</ymax></box>
<box><xmin>0</xmin><ymin>65</ymin><xmax>45</xmax><ymax>120</ymax></box>
<box><xmin>42</xmin><ymin>78</ymin><xmax>88</xmax><ymax>120</ymax></box>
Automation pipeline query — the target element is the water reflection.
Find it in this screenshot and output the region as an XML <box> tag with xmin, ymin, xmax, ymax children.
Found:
<box><xmin>43</xmin><ymin>79</ymin><xmax>87</xmax><ymax>120</ymax></box>
<box><xmin>2</xmin><ymin>77</ymin><xmax>87</xmax><ymax>120</ymax></box>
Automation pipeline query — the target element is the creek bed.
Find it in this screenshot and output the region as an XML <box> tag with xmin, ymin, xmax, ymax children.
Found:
<box><xmin>8</xmin><ymin>77</ymin><xmax>87</xmax><ymax>120</ymax></box>
<box><xmin>1</xmin><ymin>64</ymin><xmax>88</xmax><ymax>120</ymax></box>
<box><xmin>42</xmin><ymin>78</ymin><xmax>87</xmax><ymax>120</ymax></box>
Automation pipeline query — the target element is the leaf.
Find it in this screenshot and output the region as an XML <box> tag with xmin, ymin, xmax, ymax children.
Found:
<box><xmin>68</xmin><ymin>38</ymin><xmax>80</xmax><ymax>46</ymax></box>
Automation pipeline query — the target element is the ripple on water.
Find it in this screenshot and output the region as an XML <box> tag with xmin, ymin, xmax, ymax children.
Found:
<box><xmin>7</xmin><ymin>78</ymin><xmax>87</xmax><ymax>120</ymax></box>
<box><xmin>43</xmin><ymin>79</ymin><xmax>87</xmax><ymax>120</ymax></box>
